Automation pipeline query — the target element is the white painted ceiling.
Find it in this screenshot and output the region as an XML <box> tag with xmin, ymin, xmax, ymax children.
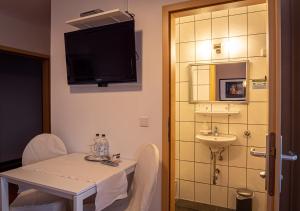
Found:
<box><xmin>0</xmin><ymin>0</ymin><xmax>50</xmax><ymax>26</ymax></box>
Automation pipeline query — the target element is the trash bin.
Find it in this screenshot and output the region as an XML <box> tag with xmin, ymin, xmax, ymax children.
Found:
<box><xmin>236</xmin><ymin>188</ymin><xmax>254</xmax><ymax>211</ymax></box>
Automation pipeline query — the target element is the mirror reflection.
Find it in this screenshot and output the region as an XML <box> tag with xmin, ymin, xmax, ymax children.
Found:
<box><xmin>189</xmin><ymin>62</ymin><xmax>248</xmax><ymax>103</ymax></box>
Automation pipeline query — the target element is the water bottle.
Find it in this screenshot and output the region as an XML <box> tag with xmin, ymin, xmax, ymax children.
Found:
<box><xmin>101</xmin><ymin>134</ymin><xmax>109</xmax><ymax>158</ymax></box>
<box><xmin>94</xmin><ymin>133</ymin><xmax>102</xmax><ymax>157</ymax></box>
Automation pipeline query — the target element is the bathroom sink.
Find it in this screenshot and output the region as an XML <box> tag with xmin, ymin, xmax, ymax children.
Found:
<box><xmin>196</xmin><ymin>134</ymin><xmax>237</xmax><ymax>149</ymax></box>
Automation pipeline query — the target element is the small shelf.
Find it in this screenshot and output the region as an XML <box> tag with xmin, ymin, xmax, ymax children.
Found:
<box><xmin>66</xmin><ymin>9</ymin><xmax>132</xmax><ymax>29</ymax></box>
<box><xmin>195</xmin><ymin>110</ymin><xmax>240</xmax><ymax>115</ymax></box>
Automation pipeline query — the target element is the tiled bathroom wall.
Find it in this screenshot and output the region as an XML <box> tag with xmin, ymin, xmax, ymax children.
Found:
<box><xmin>175</xmin><ymin>3</ymin><xmax>268</xmax><ymax>211</ymax></box>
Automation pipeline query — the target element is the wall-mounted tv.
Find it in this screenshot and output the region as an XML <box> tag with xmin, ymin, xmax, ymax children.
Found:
<box><xmin>64</xmin><ymin>20</ymin><xmax>137</xmax><ymax>87</ymax></box>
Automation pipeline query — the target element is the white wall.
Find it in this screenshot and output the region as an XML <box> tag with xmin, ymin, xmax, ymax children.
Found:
<box><xmin>0</xmin><ymin>12</ymin><xmax>50</xmax><ymax>55</ymax></box>
<box><xmin>51</xmin><ymin>0</ymin><xmax>184</xmax><ymax>210</ymax></box>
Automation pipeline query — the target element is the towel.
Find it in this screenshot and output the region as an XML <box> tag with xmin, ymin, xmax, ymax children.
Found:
<box><xmin>95</xmin><ymin>170</ymin><xmax>128</xmax><ymax>211</ymax></box>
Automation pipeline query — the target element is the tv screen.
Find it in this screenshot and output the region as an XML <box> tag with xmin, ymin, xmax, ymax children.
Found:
<box><xmin>64</xmin><ymin>20</ymin><xmax>137</xmax><ymax>86</ymax></box>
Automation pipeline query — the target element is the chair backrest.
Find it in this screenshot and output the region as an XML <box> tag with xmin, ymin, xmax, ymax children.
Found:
<box><xmin>22</xmin><ymin>133</ymin><xmax>67</xmax><ymax>166</ymax></box>
<box><xmin>126</xmin><ymin>144</ymin><xmax>159</xmax><ymax>211</ymax></box>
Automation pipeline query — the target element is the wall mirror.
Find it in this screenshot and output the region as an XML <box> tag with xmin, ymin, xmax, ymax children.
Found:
<box><xmin>189</xmin><ymin>61</ymin><xmax>248</xmax><ymax>103</ymax></box>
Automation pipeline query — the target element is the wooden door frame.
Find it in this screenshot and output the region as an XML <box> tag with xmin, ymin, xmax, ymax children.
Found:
<box><xmin>162</xmin><ymin>0</ymin><xmax>280</xmax><ymax>211</ymax></box>
<box><xmin>0</xmin><ymin>45</ymin><xmax>51</xmax><ymax>133</ymax></box>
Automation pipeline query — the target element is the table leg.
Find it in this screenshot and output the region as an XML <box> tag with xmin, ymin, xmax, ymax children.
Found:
<box><xmin>0</xmin><ymin>177</ymin><xmax>9</xmax><ymax>211</ymax></box>
<box><xmin>73</xmin><ymin>195</ymin><xmax>83</xmax><ymax>211</ymax></box>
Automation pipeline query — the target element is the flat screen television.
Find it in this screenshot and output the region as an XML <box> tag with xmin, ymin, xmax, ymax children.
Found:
<box><xmin>64</xmin><ymin>20</ymin><xmax>137</xmax><ymax>86</ymax></box>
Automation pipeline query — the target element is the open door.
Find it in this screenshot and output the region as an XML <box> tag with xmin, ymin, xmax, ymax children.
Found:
<box><xmin>163</xmin><ymin>0</ymin><xmax>299</xmax><ymax>211</ymax></box>
<box><xmin>250</xmin><ymin>1</ymin><xmax>299</xmax><ymax>211</ymax></box>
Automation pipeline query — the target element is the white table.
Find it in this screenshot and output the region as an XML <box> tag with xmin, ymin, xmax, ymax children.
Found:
<box><xmin>0</xmin><ymin>153</ymin><xmax>136</xmax><ymax>211</ymax></box>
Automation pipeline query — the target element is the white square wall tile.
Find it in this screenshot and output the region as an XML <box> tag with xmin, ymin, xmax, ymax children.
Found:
<box><xmin>175</xmin><ymin>159</ymin><xmax>179</xmax><ymax>179</ymax></box>
<box><xmin>195</xmin><ymin>142</ymin><xmax>211</xmax><ymax>163</ymax></box>
<box><xmin>229</xmin><ymin>146</ymin><xmax>247</xmax><ymax>167</ymax></box>
<box><xmin>229</xmin><ymin>7</ymin><xmax>247</xmax><ymax>15</ymax></box>
<box><xmin>176</xmin><ymin>122</ymin><xmax>180</xmax><ymax>140</ymax></box>
<box><xmin>179</xmin><ymin>122</ymin><xmax>194</xmax><ymax>142</ymax></box>
<box><xmin>229</xmin><ymin>167</ymin><xmax>246</xmax><ymax>188</ymax></box>
<box><xmin>175</xmin><ymin>24</ymin><xmax>179</xmax><ymax>43</ymax></box>
<box><xmin>248</xmin><ymin>3</ymin><xmax>267</xmax><ymax>12</ymax></box>
<box><xmin>248</xmin><ymin>124</ymin><xmax>267</xmax><ymax>147</ymax></box>
<box><xmin>176</xmin><ymin>63</ymin><xmax>180</xmax><ymax>82</ymax></box>
<box><xmin>176</xmin><ymin>141</ymin><xmax>179</xmax><ymax>159</ymax></box>
<box><xmin>196</xmin><ymin>40</ymin><xmax>212</xmax><ymax>61</ymax></box>
<box><xmin>214</xmin><ymin>165</ymin><xmax>228</xmax><ymax>186</ymax></box>
<box><xmin>179</xmin><ymin>82</ymin><xmax>189</xmax><ymax>102</ymax></box>
<box><xmin>179</xmin><ymin>102</ymin><xmax>195</xmax><ymax>121</ymax></box>
<box><xmin>212</xmin><ymin>17</ymin><xmax>228</xmax><ymax>38</ymax></box>
<box><xmin>180</xmin><ymin>142</ymin><xmax>195</xmax><ymax>161</ymax></box>
<box><xmin>195</xmin><ymin>12</ymin><xmax>211</xmax><ymax>21</ymax></box>
<box><xmin>248</xmin><ymin>102</ymin><xmax>268</xmax><ymax>125</ymax></box>
<box><xmin>229</xmin><ymin>36</ymin><xmax>247</xmax><ymax>58</ymax></box>
<box><xmin>195</xmin><ymin>122</ymin><xmax>211</xmax><ymax>133</ymax></box>
<box><xmin>248</xmin><ymin>34</ymin><xmax>267</xmax><ymax>57</ymax></box>
<box><xmin>176</xmin><ymin>83</ymin><xmax>179</xmax><ymax>102</ymax></box>
<box><xmin>176</xmin><ymin>43</ymin><xmax>180</xmax><ymax>62</ymax></box>
<box><xmin>180</xmin><ymin>22</ymin><xmax>195</xmax><ymax>42</ymax></box>
<box><xmin>195</xmin><ymin>162</ymin><xmax>210</xmax><ymax>183</ymax></box>
<box><xmin>229</xmin><ymin>14</ymin><xmax>247</xmax><ymax>36</ymax></box>
<box><xmin>247</xmin><ymin>169</ymin><xmax>266</xmax><ymax>192</ymax></box>
<box><xmin>228</xmin><ymin>188</ymin><xmax>237</xmax><ymax>209</ymax></box>
<box><xmin>175</xmin><ymin>179</ymin><xmax>179</xmax><ymax>199</ymax></box>
<box><xmin>248</xmin><ymin>57</ymin><xmax>268</xmax><ymax>79</ymax></box>
<box><xmin>176</xmin><ymin>102</ymin><xmax>179</xmax><ymax>121</ymax></box>
<box><xmin>253</xmin><ymin>192</ymin><xmax>267</xmax><ymax>211</ymax></box>
<box><xmin>180</xmin><ymin>180</ymin><xmax>195</xmax><ymax>201</ymax></box>
<box><xmin>180</xmin><ymin>161</ymin><xmax>195</xmax><ymax>181</ymax></box>
<box><xmin>248</xmin><ymin>11</ymin><xmax>267</xmax><ymax>35</ymax></box>
<box><xmin>229</xmin><ymin>124</ymin><xmax>248</xmax><ymax>146</ymax></box>
<box><xmin>195</xmin><ymin>183</ymin><xmax>210</xmax><ymax>204</ymax></box>
<box><xmin>180</xmin><ymin>42</ymin><xmax>196</xmax><ymax>62</ymax></box>
<box><xmin>180</xmin><ymin>15</ymin><xmax>194</xmax><ymax>23</ymax></box>
<box><xmin>211</xmin><ymin>186</ymin><xmax>228</xmax><ymax>208</ymax></box>
<box><xmin>249</xmin><ymin>86</ymin><xmax>268</xmax><ymax>102</ymax></box>
<box><xmin>229</xmin><ymin>104</ymin><xmax>247</xmax><ymax>124</ymax></box>
<box><xmin>212</xmin><ymin>9</ymin><xmax>228</xmax><ymax>18</ymax></box>
<box><xmin>247</xmin><ymin>147</ymin><xmax>266</xmax><ymax>170</ymax></box>
<box><xmin>195</xmin><ymin>19</ymin><xmax>211</xmax><ymax>41</ymax></box>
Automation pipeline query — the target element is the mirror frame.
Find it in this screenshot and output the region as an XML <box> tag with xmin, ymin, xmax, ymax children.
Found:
<box><xmin>188</xmin><ymin>60</ymin><xmax>249</xmax><ymax>104</ymax></box>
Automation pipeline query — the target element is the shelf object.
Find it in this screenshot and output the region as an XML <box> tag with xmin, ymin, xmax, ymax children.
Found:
<box><xmin>66</xmin><ymin>9</ymin><xmax>132</xmax><ymax>29</ymax></box>
<box><xmin>195</xmin><ymin>110</ymin><xmax>240</xmax><ymax>115</ymax></box>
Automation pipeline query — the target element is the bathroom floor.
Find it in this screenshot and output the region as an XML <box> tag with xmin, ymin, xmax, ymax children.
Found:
<box><xmin>175</xmin><ymin>199</ymin><xmax>234</xmax><ymax>211</ymax></box>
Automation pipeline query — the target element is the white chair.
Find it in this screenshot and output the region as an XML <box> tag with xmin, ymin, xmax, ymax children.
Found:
<box><xmin>84</xmin><ymin>144</ymin><xmax>159</xmax><ymax>211</ymax></box>
<box><xmin>10</xmin><ymin>133</ymin><xmax>69</xmax><ymax>211</ymax></box>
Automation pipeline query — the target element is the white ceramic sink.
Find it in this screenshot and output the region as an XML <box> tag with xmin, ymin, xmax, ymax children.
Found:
<box><xmin>196</xmin><ymin>134</ymin><xmax>237</xmax><ymax>149</ymax></box>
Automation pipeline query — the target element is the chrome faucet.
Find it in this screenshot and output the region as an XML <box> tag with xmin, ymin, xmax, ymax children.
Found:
<box><xmin>213</xmin><ymin>126</ymin><xmax>219</xmax><ymax>136</ymax></box>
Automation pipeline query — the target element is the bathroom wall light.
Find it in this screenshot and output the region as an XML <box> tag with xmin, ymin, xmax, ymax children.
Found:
<box><xmin>213</xmin><ymin>43</ymin><xmax>222</xmax><ymax>54</ymax></box>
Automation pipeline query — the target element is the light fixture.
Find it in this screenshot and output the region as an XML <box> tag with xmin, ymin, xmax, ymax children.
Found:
<box><xmin>213</xmin><ymin>43</ymin><xmax>222</xmax><ymax>54</ymax></box>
